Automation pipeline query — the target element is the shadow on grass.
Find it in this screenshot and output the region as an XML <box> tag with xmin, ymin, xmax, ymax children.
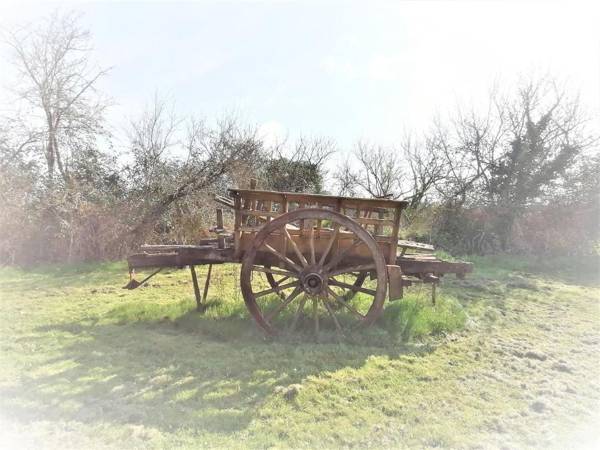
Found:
<box><xmin>3</xmin><ymin>301</ymin><xmax>435</xmax><ymax>436</ymax></box>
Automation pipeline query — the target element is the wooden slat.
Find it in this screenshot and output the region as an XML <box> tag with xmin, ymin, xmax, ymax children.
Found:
<box><xmin>240</xmin><ymin>209</ymin><xmax>280</xmax><ymax>218</ymax></box>
<box><xmin>239</xmin><ymin>225</ymin><xmax>354</xmax><ymax>235</ymax></box>
<box><xmin>228</xmin><ymin>188</ymin><xmax>408</xmax><ymax>209</ymax></box>
<box><xmin>354</xmin><ymin>217</ymin><xmax>394</xmax><ymax>226</ymax></box>
<box><xmin>215</xmin><ymin>195</ymin><xmax>234</xmax><ymax>209</ymax></box>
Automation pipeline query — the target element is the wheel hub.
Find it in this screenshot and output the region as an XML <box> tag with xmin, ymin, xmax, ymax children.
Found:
<box><xmin>301</xmin><ymin>269</ymin><xmax>326</xmax><ymax>295</ymax></box>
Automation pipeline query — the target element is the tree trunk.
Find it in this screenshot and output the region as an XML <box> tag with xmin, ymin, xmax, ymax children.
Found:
<box><xmin>496</xmin><ymin>208</ymin><xmax>517</xmax><ymax>252</ymax></box>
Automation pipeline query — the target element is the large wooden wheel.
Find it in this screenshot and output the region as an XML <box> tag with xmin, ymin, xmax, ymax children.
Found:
<box><xmin>240</xmin><ymin>208</ymin><xmax>388</xmax><ymax>335</ymax></box>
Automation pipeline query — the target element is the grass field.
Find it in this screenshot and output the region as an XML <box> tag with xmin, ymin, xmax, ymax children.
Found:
<box><xmin>0</xmin><ymin>255</ymin><xmax>599</xmax><ymax>449</ymax></box>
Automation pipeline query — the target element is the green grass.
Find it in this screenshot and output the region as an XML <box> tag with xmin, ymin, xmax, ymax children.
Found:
<box><xmin>383</xmin><ymin>295</ymin><xmax>467</xmax><ymax>342</ymax></box>
<box><xmin>0</xmin><ymin>256</ymin><xmax>599</xmax><ymax>449</ymax></box>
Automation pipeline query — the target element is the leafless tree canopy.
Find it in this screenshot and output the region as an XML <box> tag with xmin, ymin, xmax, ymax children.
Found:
<box><xmin>5</xmin><ymin>10</ymin><xmax>110</xmax><ymax>185</ymax></box>
<box><xmin>330</xmin><ymin>77</ymin><xmax>597</xmax><ymax>254</ymax></box>
<box><xmin>0</xmin><ymin>11</ymin><xmax>597</xmax><ymax>263</ymax></box>
<box><xmin>261</xmin><ymin>136</ymin><xmax>335</xmax><ymax>193</ymax></box>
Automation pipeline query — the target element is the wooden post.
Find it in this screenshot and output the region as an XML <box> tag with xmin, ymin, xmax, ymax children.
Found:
<box><xmin>216</xmin><ymin>208</ymin><xmax>225</xmax><ymax>249</ymax></box>
<box><xmin>249</xmin><ymin>179</ymin><xmax>258</xmax><ymax>219</ymax></box>
<box><xmin>233</xmin><ymin>195</ymin><xmax>242</xmax><ymax>260</ymax></box>
<box><xmin>299</xmin><ymin>202</ymin><xmax>305</xmax><ymax>235</ymax></box>
<box><xmin>375</xmin><ymin>208</ymin><xmax>384</xmax><ymax>235</ymax></box>
<box><xmin>387</xmin><ymin>265</ymin><xmax>404</xmax><ymax>301</ymax></box>
<box><xmin>190</xmin><ymin>265</ymin><xmax>203</xmax><ymax>312</ymax></box>
<box><xmin>333</xmin><ymin>198</ymin><xmax>342</xmax><ymax>255</ymax></box>
<box><xmin>216</xmin><ymin>208</ymin><xmax>223</xmax><ymax>229</ymax></box>
<box><xmin>388</xmin><ymin>205</ymin><xmax>402</xmax><ymax>264</ymax></box>
<box><xmin>282</xmin><ymin>194</ymin><xmax>289</xmax><ymax>213</ymax></box>
<box><xmin>282</xmin><ymin>195</ymin><xmax>288</xmax><ymax>257</ymax></box>
<box><xmin>203</xmin><ymin>264</ymin><xmax>213</xmax><ymax>303</ymax></box>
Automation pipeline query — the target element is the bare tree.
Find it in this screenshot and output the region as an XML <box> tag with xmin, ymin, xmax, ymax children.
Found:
<box><xmin>353</xmin><ymin>141</ymin><xmax>407</xmax><ymax>199</ymax></box>
<box><xmin>402</xmin><ymin>133</ymin><xmax>448</xmax><ymax>207</ymax></box>
<box><xmin>5</xmin><ymin>10</ymin><xmax>110</xmax><ymax>185</ymax></box>
<box><xmin>262</xmin><ymin>136</ymin><xmax>335</xmax><ymax>193</ymax></box>
<box><xmin>332</xmin><ymin>157</ymin><xmax>359</xmax><ymax>196</ymax></box>
<box><xmin>126</xmin><ymin>93</ymin><xmax>180</xmax><ymax>195</ymax></box>
<box><xmin>333</xmin><ymin>139</ymin><xmax>442</xmax><ymax>204</ymax></box>
<box><xmin>124</xmin><ymin>107</ymin><xmax>265</xmax><ymax>241</ymax></box>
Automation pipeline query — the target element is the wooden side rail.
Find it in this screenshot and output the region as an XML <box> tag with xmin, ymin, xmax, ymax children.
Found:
<box><xmin>229</xmin><ymin>188</ymin><xmax>408</xmax><ymax>210</ymax></box>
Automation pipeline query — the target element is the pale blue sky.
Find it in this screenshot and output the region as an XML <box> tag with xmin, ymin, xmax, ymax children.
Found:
<box><xmin>1</xmin><ymin>0</ymin><xmax>599</xmax><ymax>155</ymax></box>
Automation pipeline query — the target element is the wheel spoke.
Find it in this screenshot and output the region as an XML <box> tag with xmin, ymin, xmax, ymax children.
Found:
<box><xmin>327</xmin><ymin>287</ymin><xmax>366</xmax><ymax>319</ymax></box>
<box><xmin>329</xmin><ymin>278</ymin><xmax>376</xmax><ymax>296</ymax></box>
<box><xmin>268</xmin><ymin>276</ymin><xmax>290</xmax><ymax>301</ymax></box>
<box><xmin>284</xmin><ymin>227</ymin><xmax>308</xmax><ymax>267</ymax></box>
<box><xmin>318</xmin><ymin>225</ymin><xmax>339</xmax><ymax>266</ymax></box>
<box><xmin>255</xmin><ymin>280</ymin><xmax>300</xmax><ymax>298</ymax></box>
<box><xmin>288</xmin><ymin>296</ymin><xmax>308</xmax><ymax>333</ymax></box>
<box><xmin>312</xmin><ymin>298</ymin><xmax>319</xmax><ymax>337</ymax></box>
<box><xmin>323</xmin><ymin>298</ymin><xmax>343</xmax><ymax>334</ymax></box>
<box><xmin>252</xmin><ymin>265</ymin><xmax>299</xmax><ymax>278</ymax></box>
<box><xmin>323</xmin><ymin>239</ymin><xmax>362</xmax><ymax>271</ymax></box>
<box><xmin>265</xmin><ymin>285</ymin><xmax>303</xmax><ymax>323</ymax></box>
<box><xmin>263</xmin><ymin>243</ymin><xmax>302</xmax><ymax>272</ymax></box>
<box><xmin>309</xmin><ymin>223</ymin><xmax>316</xmax><ymax>265</ymax></box>
<box><xmin>275</xmin><ymin>276</ymin><xmax>290</xmax><ymax>284</ymax></box>
<box><xmin>328</xmin><ymin>264</ymin><xmax>375</xmax><ymax>277</ymax></box>
<box><xmin>242</xmin><ymin>208</ymin><xmax>386</xmax><ymax>336</ymax></box>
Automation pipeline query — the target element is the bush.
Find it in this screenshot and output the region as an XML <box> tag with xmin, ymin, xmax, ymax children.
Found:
<box><xmin>429</xmin><ymin>203</ymin><xmax>599</xmax><ymax>257</ymax></box>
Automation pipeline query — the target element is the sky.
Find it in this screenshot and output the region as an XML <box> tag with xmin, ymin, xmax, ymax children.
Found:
<box><xmin>1</xmin><ymin>0</ymin><xmax>599</xmax><ymax>158</ymax></box>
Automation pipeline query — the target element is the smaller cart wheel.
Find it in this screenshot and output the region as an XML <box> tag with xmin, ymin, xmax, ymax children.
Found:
<box><xmin>240</xmin><ymin>208</ymin><xmax>388</xmax><ymax>335</ymax></box>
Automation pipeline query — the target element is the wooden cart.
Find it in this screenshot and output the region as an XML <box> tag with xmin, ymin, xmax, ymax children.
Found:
<box><xmin>126</xmin><ymin>187</ymin><xmax>472</xmax><ymax>335</ymax></box>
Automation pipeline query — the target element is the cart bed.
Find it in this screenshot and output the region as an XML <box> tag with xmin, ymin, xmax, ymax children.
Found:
<box><xmin>127</xmin><ymin>244</ymin><xmax>233</xmax><ymax>269</ymax></box>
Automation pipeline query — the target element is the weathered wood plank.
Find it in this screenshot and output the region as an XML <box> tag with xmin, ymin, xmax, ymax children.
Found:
<box><xmin>215</xmin><ymin>195</ymin><xmax>234</xmax><ymax>209</ymax></box>
<box><xmin>240</xmin><ymin>209</ymin><xmax>280</xmax><ymax>218</ymax></box>
<box><xmin>397</xmin><ymin>240</ymin><xmax>435</xmax><ymax>252</ymax></box>
<box><xmin>228</xmin><ymin>188</ymin><xmax>408</xmax><ymax>209</ymax></box>
<box><xmin>354</xmin><ymin>216</ymin><xmax>395</xmax><ymax>226</ymax></box>
<box><xmin>397</xmin><ymin>257</ymin><xmax>473</xmax><ymax>275</ymax></box>
<box><xmin>128</xmin><ymin>247</ymin><xmax>234</xmax><ymax>269</ymax></box>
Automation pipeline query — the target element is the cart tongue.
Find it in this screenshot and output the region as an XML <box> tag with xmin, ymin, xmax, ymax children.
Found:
<box><xmin>122</xmin><ymin>267</ymin><xmax>162</xmax><ymax>290</ymax></box>
<box><xmin>122</xmin><ymin>278</ymin><xmax>141</xmax><ymax>290</ymax></box>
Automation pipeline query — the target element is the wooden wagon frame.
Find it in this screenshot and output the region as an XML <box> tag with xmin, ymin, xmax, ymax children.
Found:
<box><xmin>126</xmin><ymin>186</ymin><xmax>472</xmax><ymax>336</ymax></box>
